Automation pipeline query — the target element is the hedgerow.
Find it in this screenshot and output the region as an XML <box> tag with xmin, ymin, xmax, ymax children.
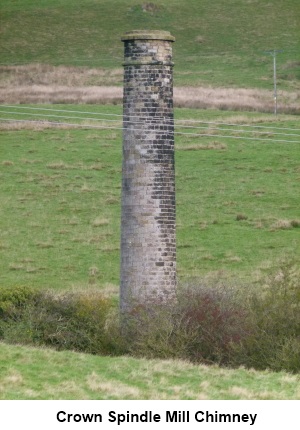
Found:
<box><xmin>0</xmin><ymin>263</ymin><xmax>299</xmax><ymax>372</ymax></box>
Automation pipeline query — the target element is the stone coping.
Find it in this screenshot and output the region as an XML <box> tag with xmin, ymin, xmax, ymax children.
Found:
<box><xmin>121</xmin><ymin>30</ymin><xmax>175</xmax><ymax>42</ymax></box>
<box><xmin>122</xmin><ymin>60</ymin><xmax>174</xmax><ymax>67</ymax></box>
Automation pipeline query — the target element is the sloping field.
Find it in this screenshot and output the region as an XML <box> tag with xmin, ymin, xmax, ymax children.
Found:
<box><xmin>1</xmin><ymin>342</ymin><xmax>299</xmax><ymax>400</ymax></box>
<box><xmin>1</xmin><ymin>0</ymin><xmax>299</xmax><ymax>89</ymax></box>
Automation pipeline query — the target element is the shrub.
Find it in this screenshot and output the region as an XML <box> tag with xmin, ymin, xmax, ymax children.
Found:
<box><xmin>1</xmin><ymin>264</ymin><xmax>299</xmax><ymax>373</ymax></box>
<box><xmin>123</xmin><ymin>265</ymin><xmax>300</xmax><ymax>373</ymax></box>
<box><xmin>0</xmin><ymin>287</ymin><xmax>122</xmax><ymax>356</ymax></box>
<box><xmin>177</xmin><ymin>284</ymin><xmax>249</xmax><ymax>365</ymax></box>
<box><xmin>0</xmin><ymin>285</ymin><xmax>37</xmax><ymax>320</ymax></box>
<box><xmin>229</xmin><ymin>263</ymin><xmax>300</xmax><ymax>372</ymax></box>
<box><xmin>124</xmin><ymin>283</ymin><xmax>249</xmax><ymax>366</ymax></box>
<box><xmin>123</xmin><ymin>303</ymin><xmax>183</xmax><ymax>359</ymax></box>
<box><xmin>25</xmin><ymin>290</ymin><xmax>120</xmax><ymax>355</ymax></box>
<box><xmin>271</xmin><ymin>338</ymin><xmax>300</xmax><ymax>374</ymax></box>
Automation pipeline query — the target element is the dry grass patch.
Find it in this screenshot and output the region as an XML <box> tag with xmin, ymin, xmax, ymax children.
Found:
<box><xmin>254</xmin><ymin>221</ymin><xmax>264</xmax><ymax>229</ymax></box>
<box><xmin>225</xmin><ymin>256</ymin><xmax>242</xmax><ymax>263</ymax></box>
<box><xmin>86</xmin><ymin>373</ymin><xmax>141</xmax><ymax>398</ymax></box>
<box><xmin>177</xmin><ymin>141</ymin><xmax>227</xmax><ymax>151</ymax></box>
<box><xmin>271</xmin><ymin>219</ymin><xmax>300</xmax><ymax>230</ymax></box>
<box><xmin>226</xmin><ymin>386</ymin><xmax>281</xmax><ymax>400</ymax></box>
<box><xmin>35</xmin><ymin>241</ymin><xmax>55</xmax><ymax>249</ymax></box>
<box><xmin>101</xmin><ymin>245</ymin><xmax>120</xmax><ymax>252</ymax></box>
<box><xmin>45</xmin><ymin>380</ymin><xmax>88</xmax><ymax>399</ymax></box>
<box><xmin>88</xmin><ymin>235</ymin><xmax>104</xmax><ymax>244</ymax></box>
<box><xmin>0</xmin><ymin>85</ymin><xmax>123</xmax><ymax>105</ymax></box>
<box><xmin>91</xmin><ymin>217</ymin><xmax>110</xmax><ymax>227</ymax></box>
<box><xmin>281</xmin><ymin>374</ymin><xmax>299</xmax><ymax>384</ymax></box>
<box><xmin>9</xmin><ymin>263</ymin><xmax>25</xmax><ymax>271</ymax></box>
<box><xmin>199</xmin><ymin>221</ymin><xmax>208</xmax><ymax>230</ymax></box>
<box><xmin>46</xmin><ymin>161</ymin><xmax>68</xmax><ymax>170</ymax></box>
<box><xmin>80</xmin><ymin>183</ymin><xmax>95</xmax><ymax>193</ymax></box>
<box><xmin>1</xmin><ymin>64</ymin><xmax>298</xmax><ymax>113</ymax></box>
<box><xmin>68</xmin><ymin>217</ymin><xmax>80</xmax><ymax>226</ymax></box>
<box><xmin>3</xmin><ymin>370</ymin><xmax>24</xmax><ymax>386</ymax></box>
<box><xmin>228</xmin><ymin>386</ymin><xmax>256</xmax><ymax>399</ymax></box>
<box><xmin>101</xmin><ymin>283</ymin><xmax>119</xmax><ymax>298</ymax></box>
<box><xmin>195</xmin><ymin>35</ymin><xmax>206</xmax><ymax>44</ymax></box>
<box><xmin>105</xmin><ymin>197</ymin><xmax>119</xmax><ymax>205</ymax></box>
<box><xmin>174</xmin><ymin>87</ymin><xmax>300</xmax><ymax>114</ymax></box>
<box><xmin>202</xmin><ymin>254</ymin><xmax>215</xmax><ymax>261</ymax></box>
<box><xmin>89</xmin><ymin>163</ymin><xmax>103</xmax><ymax>171</ymax></box>
<box><xmin>250</xmin><ymin>190</ymin><xmax>266</xmax><ymax>197</ymax></box>
<box><xmin>0</xmin><ymin>64</ymin><xmax>122</xmax><ymax>87</ymax></box>
<box><xmin>24</xmin><ymin>389</ymin><xmax>39</xmax><ymax>398</ymax></box>
<box><xmin>21</xmin><ymin>159</ymin><xmax>41</xmax><ymax>164</ymax></box>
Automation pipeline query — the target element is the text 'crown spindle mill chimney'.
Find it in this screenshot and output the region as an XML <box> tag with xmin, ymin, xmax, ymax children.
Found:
<box><xmin>120</xmin><ymin>30</ymin><xmax>176</xmax><ymax>312</ymax></box>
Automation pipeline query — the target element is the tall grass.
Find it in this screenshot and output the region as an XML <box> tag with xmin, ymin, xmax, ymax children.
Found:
<box><xmin>0</xmin><ymin>71</ymin><xmax>300</xmax><ymax>114</ymax></box>
<box><xmin>1</xmin><ymin>65</ymin><xmax>299</xmax><ymax>113</ymax></box>
<box><xmin>174</xmin><ymin>87</ymin><xmax>300</xmax><ymax>114</ymax></box>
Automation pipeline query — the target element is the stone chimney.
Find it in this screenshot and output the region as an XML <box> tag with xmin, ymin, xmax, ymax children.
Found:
<box><xmin>120</xmin><ymin>30</ymin><xmax>176</xmax><ymax>312</ymax></box>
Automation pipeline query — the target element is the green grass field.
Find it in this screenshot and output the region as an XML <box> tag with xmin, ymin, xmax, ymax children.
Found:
<box><xmin>1</xmin><ymin>0</ymin><xmax>299</xmax><ymax>89</ymax></box>
<box><xmin>1</xmin><ymin>105</ymin><xmax>299</xmax><ymax>291</ymax></box>
<box><xmin>1</xmin><ymin>342</ymin><xmax>299</xmax><ymax>400</ymax></box>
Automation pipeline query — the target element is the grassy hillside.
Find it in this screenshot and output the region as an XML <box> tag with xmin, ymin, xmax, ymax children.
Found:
<box><xmin>1</xmin><ymin>342</ymin><xmax>299</xmax><ymax>399</ymax></box>
<box><xmin>1</xmin><ymin>105</ymin><xmax>299</xmax><ymax>290</ymax></box>
<box><xmin>1</xmin><ymin>0</ymin><xmax>299</xmax><ymax>89</ymax></box>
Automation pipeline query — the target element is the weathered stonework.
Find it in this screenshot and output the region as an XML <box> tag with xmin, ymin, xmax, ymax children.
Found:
<box><xmin>120</xmin><ymin>30</ymin><xmax>176</xmax><ymax>311</ymax></box>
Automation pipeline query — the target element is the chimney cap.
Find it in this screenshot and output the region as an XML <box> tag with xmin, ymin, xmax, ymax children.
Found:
<box><xmin>121</xmin><ymin>30</ymin><xmax>175</xmax><ymax>42</ymax></box>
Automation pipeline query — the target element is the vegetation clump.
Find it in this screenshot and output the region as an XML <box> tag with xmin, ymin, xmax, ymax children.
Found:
<box><xmin>0</xmin><ymin>285</ymin><xmax>37</xmax><ymax>320</ymax></box>
<box><xmin>0</xmin><ymin>289</ymin><xmax>120</xmax><ymax>355</ymax></box>
<box><xmin>124</xmin><ymin>283</ymin><xmax>248</xmax><ymax>366</ymax></box>
<box><xmin>229</xmin><ymin>264</ymin><xmax>300</xmax><ymax>373</ymax></box>
<box><xmin>1</xmin><ymin>263</ymin><xmax>299</xmax><ymax>373</ymax></box>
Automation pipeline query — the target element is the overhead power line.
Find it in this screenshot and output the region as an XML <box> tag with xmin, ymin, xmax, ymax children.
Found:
<box><xmin>1</xmin><ymin>109</ymin><xmax>299</xmax><ymax>139</ymax></box>
<box><xmin>176</xmin><ymin>119</ymin><xmax>300</xmax><ymax>132</ymax></box>
<box><xmin>1</xmin><ymin>105</ymin><xmax>300</xmax><ymax>133</ymax></box>
<box><xmin>1</xmin><ymin>118</ymin><xmax>299</xmax><ymax>144</ymax></box>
